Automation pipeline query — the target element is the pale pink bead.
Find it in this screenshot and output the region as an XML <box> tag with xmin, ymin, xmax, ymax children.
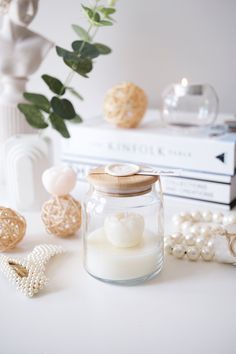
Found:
<box><xmin>42</xmin><ymin>166</ymin><xmax>77</xmax><ymax>196</ymax></box>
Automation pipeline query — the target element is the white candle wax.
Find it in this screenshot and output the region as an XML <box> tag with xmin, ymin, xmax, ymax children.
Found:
<box><xmin>85</xmin><ymin>227</ymin><xmax>163</xmax><ymax>281</ymax></box>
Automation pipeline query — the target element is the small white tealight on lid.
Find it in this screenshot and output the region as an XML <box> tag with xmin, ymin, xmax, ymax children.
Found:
<box><xmin>42</xmin><ymin>166</ymin><xmax>77</xmax><ymax>196</ymax></box>
<box><xmin>104</xmin><ymin>212</ymin><xmax>145</xmax><ymax>248</ymax></box>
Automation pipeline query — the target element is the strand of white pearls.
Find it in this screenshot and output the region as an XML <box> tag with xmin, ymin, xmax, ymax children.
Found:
<box><xmin>165</xmin><ymin>210</ymin><xmax>236</xmax><ymax>262</ymax></box>
<box><xmin>0</xmin><ymin>244</ymin><xmax>64</xmax><ymax>297</ymax></box>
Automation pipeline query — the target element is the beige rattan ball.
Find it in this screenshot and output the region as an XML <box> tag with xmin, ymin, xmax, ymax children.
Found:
<box><xmin>103</xmin><ymin>82</ymin><xmax>148</xmax><ymax>128</ymax></box>
<box><xmin>0</xmin><ymin>207</ymin><xmax>26</xmax><ymax>252</ymax></box>
<box><xmin>41</xmin><ymin>195</ymin><xmax>81</xmax><ymax>238</ymax></box>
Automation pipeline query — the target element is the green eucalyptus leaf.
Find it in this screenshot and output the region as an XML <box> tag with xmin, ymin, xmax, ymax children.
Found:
<box><xmin>18</xmin><ymin>104</ymin><xmax>48</xmax><ymax>129</ymax></box>
<box><xmin>51</xmin><ymin>96</ymin><xmax>76</xmax><ymax>120</ymax></box>
<box><xmin>42</xmin><ymin>74</ymin><xmax>65</xmax><ymax>96</ymax></box>
<box><xmin>108</xmin><ymin>0</ymin><xmax>117</xmax><ymax>6</ymax></box>
<box><xmin>93</xmin><ymin>12</ymin><xmax>101</xmax><ymax>23</ymax></box>
<box><xmin>66</xmin><ymin>87</ymin><xmax>84</xmax><ymax>100</ymax></box>
<box><xmin>94</xmin><ymin>43</ymin><xmax>111</xmax><ymax>55</ymax></box>
<box><xmin>64</xmin><ymin>56</ymin><xmax>93</xmax><ymax>77</ymax></box>
<box><xmin>100</xmin><ymin>7</ymin><xmax>116</xmax><ymax>16</ymax></box>
<box><xmin>82</xmin><ymin>5</ymin><xmax>94</xmax><ymax>20</ymax></box>
<box><xmin>70</xmin><ymin>114</ymin><xmax>83</xmax><ymax>123</ymax></box>
<box><xmin>72</xmin><ymin>40</ymin><xmax>100</xmax><ymax>59</ymax></box>
<box><xmin>23</xmin><ymin>92</ymin><xmax>51</xmax><ymax>113</ymax></box>
<box><xmin>49</xmin><ymin>113</ymin><xmax>70</xmax><ymax>138</ymax></box>
<box><xmin>98</xmin><ymin>20</ymin><xmax>113</xmax><ymax>26</ymax></box>
<box><xmin>56</xmin><ymin>46</ymin><xmax>73</xmax><ymax>58</ymax></box>
<box><xmin>72</xmin><ymin>24</ymin><xmax>91</xmax><ymax>42</ymax></box>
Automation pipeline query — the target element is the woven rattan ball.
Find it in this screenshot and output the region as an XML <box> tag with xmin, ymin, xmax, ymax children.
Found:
<box><xmin>41</xmin><ymin>195</ymin><xmax>81</xmax><ymax>238</ymax></box>
<box><xmin>103</xmin><ymin>82</ymin><xmax>148</xmax><ymax>128</ymax></box>
<box><xmin>0</xmin><ymin>207</ymin><xmax>26</xmax><ymax>252</ymax></box>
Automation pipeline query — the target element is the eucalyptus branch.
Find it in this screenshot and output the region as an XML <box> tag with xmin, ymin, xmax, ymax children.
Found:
<box><xmin>18</xmin><ymin>0</ymin><xmax>117</xmax><ymax>138</ymax></box>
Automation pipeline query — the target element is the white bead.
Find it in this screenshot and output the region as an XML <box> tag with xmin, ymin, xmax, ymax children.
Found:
<box><xmin>201</xmin><ymin>246</ymin><xmax>214</xmax><ymax>261</ymax></box>
<box><xmin>170</xmin><ymin>233</ymin><xmax>183</xmax><ymax>243</ymax></box>
<box><xmin>200</xmin><ymin>225</ymin><xmax>211</xmax><ymax>237</ymax></box>
<box><xmin>195</xmin><ymin>235</ymin><xmax>205</xmax><ymax>247</ymax></box>
<box><xmin>191</xmin><ymin>211</ymin><xmax>201</xmax><ymax>222</ymax></box>
<box><xmin>187</xmin><ymin>246</ymin><xmax>201</xmax><ymax>261</ymax></box>
<box><xmin>172</xmin><ymin>215</ymin><xmax>183</xmax><ymax>229</ymax></box>
<box><xmin>222</xmin><ymin>215</ymin><xmax>230</xmax><ymax>225</ymax></box>
<box><xmin>226</xmin><ymin>213</ymin><xmax>236</xmax><ymax>225</ymax></box>
<box><xmin>165</xmin><ymin>239</ymin><xmax>175</xmax><ymax>255</ymax></box>
<box><xmin>189</xmin><ymin>224</ymin><xmax>200</xmax><ymax>236</ymax></box>
<box><xmin>201</xmin><ymin>211</ymin><xmax>213</xmax><ymax>222</ymax></box>
<box><xmin>206</xmin><ymin>239</ymin><xmax>214</xmax><ymax>248</ymax></box>
<box><xmin>185</xmin><ymin>234</ymin><xmax>196</xmax><ymax>246</ymax></box>
<box><xmin>104</xmin><ymin>212</ymin><xmax>144</xmax><ymax>248</ymax></box>
<box><xmin>42</xmin><ymin>166</ymin><xmax>77</xmax><ymax>196</ymax></box>
<box><xmin>172</xmin><ymin>244</ymin><xmax>186</xmax><ymax>259</ymax></box>
<box><xmin>212</xmin><ymin>212</ymin><xmax>223</xmax><ymax>223</ymax></box>
<box><xmin>179</xmin><ymin>212</ymin><xmax>192</xmax><ymax>220</ymax></box>
<box><xmin>181</xmin><ymin>221</ymin><xmax>192</xmax><ymax>234</ymax></box>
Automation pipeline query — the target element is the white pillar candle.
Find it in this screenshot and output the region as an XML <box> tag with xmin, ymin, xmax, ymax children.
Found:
<box><xmin>85</xmin><ymin>227</ymin><xmax>163</xmax><ymax>281</ymax></box>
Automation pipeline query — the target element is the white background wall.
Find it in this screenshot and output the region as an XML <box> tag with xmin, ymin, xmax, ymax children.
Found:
<box><xmin>1</xmin><ymin>0</ymin><xmax>236</xmax><ymax>119</ymax></box>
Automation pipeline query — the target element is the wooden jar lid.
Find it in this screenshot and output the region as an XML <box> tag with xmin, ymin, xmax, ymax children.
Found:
<box><xmin>87</xmin><ymin>167</ymin><xmax>159</xmax><ymax>196</ymax></box>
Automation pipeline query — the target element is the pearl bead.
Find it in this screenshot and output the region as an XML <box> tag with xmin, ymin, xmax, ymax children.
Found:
<box><xmin>185</xmin><ymin>234</ymin><xmax>196</xmax><ymax>246</ymax></box>
<box><xmin>201</xmin><ymin>211</ymin><xmax>212</xmax><ymax>222</ymax></box>
<box><xmin>172</xmin><ymin>215</ymin><xmax>183</xmax><ymax>229</ymax></box>
<box><xmin>189</xmin><ymin>224</ymin><xmax>200</xmax><ymax>236</ymax></box>
<box><xmin>200</xmin><ymin>226</ymin><xmax>211</xmax><ymax>237</ymax></box>
<box><xmin>212</xmin><ymin>212</ymin><xmax>223</xmax><ymax>223</ymax></box>
<box><xmin>222</xmin><ymin>215</ymin><xmax>231</xmax><ymax>225</ymax></box>
<box><xmin>206</xmin><ymin>239</ymin><xmax>214</xmax><ymax>248</ymax></box>
<box><xmin>170</xmin><ymin>233</ymin><xmax>183</xmax><ymax>243</ymax></box>
<box><xmin>172</xmin><ymin>244</ymin><xmax>186</xmax><ymax>259</ymax></box>
<box><xmin>181</xmin><ymin>221</ymin><xmax>192</xmax><ymax>234</ymax></box>
<box><xmin>195</xmin><ymin>235</ymin><xmax>205</xmax><ymax>247</ymax></box>
<box><xmin>165</xmin><ymin>240</ymin><xmax>174</xmax><ymax>255</ymax></box>
<box><xmin>179</xmin><ymin>212</ymin><xmax>192</xmax><ymax>221</ymax></box>
<box><xmin>226</xmin><ymin>213</ymin><xmax>236</xmax><ymax>225</ymax></box>
<box><xmin>201</xmin><ymin>246</ymin><xmax>214</xmax><ymax>261</ymax></box>
<box><xmin>187</xmin><ymin>246</ymin><xmax>201</xmax><ymax>261</ymax></box>
<box><xmin>191</xmin><ymin>211</ymin><xmax>201</xmax><ymax>222</ymax></box>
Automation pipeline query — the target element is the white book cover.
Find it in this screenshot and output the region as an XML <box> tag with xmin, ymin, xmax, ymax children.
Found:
<box><xmin>62</xmin><ymin>110</ymin><xmax>236</xmax><ymax>175</ymax></box>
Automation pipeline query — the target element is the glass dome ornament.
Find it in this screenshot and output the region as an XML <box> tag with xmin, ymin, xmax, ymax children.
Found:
<box><xmin>161</xmin><ymin>78</ymin><xmax>219</xmax><ymax>130</ymax></box>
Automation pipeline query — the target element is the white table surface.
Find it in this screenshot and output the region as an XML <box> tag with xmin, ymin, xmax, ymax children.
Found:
<box><xmin>0</xmin><ymin>182</ymin><xmax>235</xmax><ymax>354</ymax></box>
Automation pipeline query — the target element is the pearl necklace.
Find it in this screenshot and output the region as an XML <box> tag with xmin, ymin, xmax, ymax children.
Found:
<box><xmin>165</xmin><ymin>211</ymin><xmax>236</xmax><ymax>263</ymax></box>
<box><xmin>0</xmin><ymin>244</ymin><xmax>64</xmax><ymax>297</ymax></box>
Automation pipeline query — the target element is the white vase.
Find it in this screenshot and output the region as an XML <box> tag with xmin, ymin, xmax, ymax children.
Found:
<box><xmin>4</xmin><ymin>134</ymin><xmax>52</xmax><ymax>212</ymax></box>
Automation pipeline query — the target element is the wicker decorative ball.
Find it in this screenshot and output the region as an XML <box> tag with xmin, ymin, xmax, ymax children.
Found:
<box><xmin>0</xmin><ymin>207</ymin><xmax>26</xmax><ymax>252</ymax></box>
<box><xmin>103</xmin><ymin>82</ymin><xmax>148</xmax><ymax>128</ymax></box>
<box><xmin>41</xmin><ymin>195</ymin><xmax>81</xmax><ymax>238</ymax></box>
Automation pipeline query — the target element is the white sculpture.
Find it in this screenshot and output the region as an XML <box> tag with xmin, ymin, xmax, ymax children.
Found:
<box><xmin>0</xmin><ymin>0</ymin><xmax>53</xmax><ymax>103</ymax></box>
<box><xmin>0</xmin><ymin>0</ymin><xmax>53</xmax><ymax>182</ymax></box>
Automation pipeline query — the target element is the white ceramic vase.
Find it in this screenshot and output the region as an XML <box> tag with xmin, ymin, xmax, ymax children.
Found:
<box><xmin>5</xmin><ymin>134</ymin><xmax>52</xmax><ymax>211</ymax></box>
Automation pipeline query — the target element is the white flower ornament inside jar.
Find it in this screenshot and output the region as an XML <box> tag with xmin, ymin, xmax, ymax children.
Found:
<box><xmin>83</xmin><ymin>163</ymin><xmax>165</xmax><ymax>285</ymax></box>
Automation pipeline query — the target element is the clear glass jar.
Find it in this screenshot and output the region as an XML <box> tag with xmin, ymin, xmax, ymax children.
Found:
<box><xmin>83</xmin><ymin>167</ymin><xmax>164</xmax><ymax>285</ymax></box>
<box><xmin>161</xmin><ymin>82</ymin><xmax>219</xmax><ymax>129</ymax></box>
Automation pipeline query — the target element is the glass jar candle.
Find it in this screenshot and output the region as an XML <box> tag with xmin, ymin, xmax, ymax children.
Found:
<box><xmin>83</xmin><ymin>166</ymin><xmax>164</xmax><ymax>285</ymax></box>
<box><xmin>161</xmin><ymin>80</ymin><xmax>219</xmax><ymax>129</ymax></box>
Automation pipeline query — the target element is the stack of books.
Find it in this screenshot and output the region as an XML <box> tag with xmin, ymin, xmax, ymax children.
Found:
<box><xmin>62</xmin><ymin>110</ymin><xmax>236</xmax><ymax>209</ymax></box>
